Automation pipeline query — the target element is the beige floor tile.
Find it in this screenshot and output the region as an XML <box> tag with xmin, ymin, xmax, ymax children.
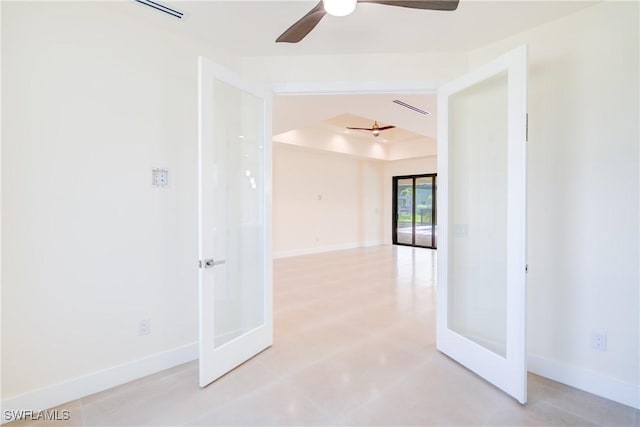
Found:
<box><xmin>187</xmin><ymin>379</ymin><xmax>335</xmax><ymax>426</ymax></box>
<box><xmin>287</xmin><ymin>336</ymin><xmax>428</xmax><ymax>417</ymax></box>
<box><xmin>13</xmin><ymin>246</ymin><xmax>637</xmax><ymax>427</ymax></box>
<box><xmin>345</xmin><ymin>355</ymin><xmax>517</xmax><ymax>426</ymax></box>
<box><xmin>81</xmin><ymin>361</ymin><xmax>196</xmax><ymax>407</ymax></box>
<box><xmin>529</xmin><ymin>377</ymin><xmax>637</xmax><ymax>426</ymax></box>
<box><xmin>343</xmin><ymin>374</ymin><xmax>475</xmax><ymax>425</ymax></box>
<box><xmin>485</xmin><ymin>400</ymin><xmax>599</xmax><ymax>426</ymax></box>
<box><xmin>274</xmin><ymin>288</ymin><xmax>313</xmax><ymax>312</ymax></box>
<box><xmin>253</xmin><ymin>318</ymin><xmax>368</xmax><ymax>376</ymax></box>
<box><xmin>274</xmin><ymin>305</ymin><xmax>326</xmax><ymax>337</ymax></box>
<box><xmin>82</xmin><ymin>357</ymin><xmax>280</xmax><ymax>426</ymax></box>
<box><xmin>378</xmin><ymin>316</ymin><xmax>436</xmax><ymax>356</ymax></box>
<box><xmin>81</xmin><ymin>363</ymin><xmax>201</xmax><ymax>426</ymax></box>
<box><xmin>303</xmin><ymin>293</ymin><xmax>383</xmax><ymax>316</ymax></box>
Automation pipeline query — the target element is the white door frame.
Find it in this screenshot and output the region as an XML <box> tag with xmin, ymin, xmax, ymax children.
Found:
<box><xmin>272</xmin><ymin>80</ymin><xmax>438</xmax><ymax>96</ymax></box>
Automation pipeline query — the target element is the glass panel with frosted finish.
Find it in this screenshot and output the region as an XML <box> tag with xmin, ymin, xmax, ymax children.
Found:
<box><xmin>211</xmin><ymin>77</ymin><xmax>264</xmax><ymax>348</ymax></box>
<box><xmin>415</xmin><ymin>177</ymin><xmax>434</xmax><ymax>247</ymax></box>
<box><xmin>447</xmin><ymin>71</ymin><xmax>508</xmax><ymax>357</ymax></box>
<box><xmin>396</xmin><ymin>178</ymin><xmax>414</xmax><ymax>245</ymax></box>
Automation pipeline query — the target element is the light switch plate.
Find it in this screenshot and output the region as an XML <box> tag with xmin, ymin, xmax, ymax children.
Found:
<box><xmin>152</xmin><ymin>169</ymin><xmax>169</xmax><ymax>188</ymax></box>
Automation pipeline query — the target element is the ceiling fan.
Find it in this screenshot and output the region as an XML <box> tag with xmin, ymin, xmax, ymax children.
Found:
<box><xmin>347</xmin><ymin>121</ymin><xmax>396</xmax><ymax>137</ymax></box>
<box><xmin>276</xmin><ymin>0</ymin><xmax>460</xmax><ymax>43</ymax></box>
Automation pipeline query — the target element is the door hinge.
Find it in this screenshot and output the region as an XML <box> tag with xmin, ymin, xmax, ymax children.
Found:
<box><xmin>525</xmin><ymin>264</ymin><xmax>529</xmax><ymax>273</ymax></box>
<box><xmin>526</xmin><ymin>113</ymin><xmax>529</xmax><ymax>142</ymax></box>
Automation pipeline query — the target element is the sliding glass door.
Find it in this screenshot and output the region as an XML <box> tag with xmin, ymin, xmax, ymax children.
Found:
<box><xmin>393</xmin><ymin>174</ymin><xmax>437</xmax><ymax>249</ymax></box>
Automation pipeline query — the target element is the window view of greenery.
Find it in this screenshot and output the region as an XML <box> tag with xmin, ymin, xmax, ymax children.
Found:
<box><xmin>395</xmin><ymin>176</ymin><xmax>436</xmax><ymax>248</ymax></box>
<box><xmin>398</xmin><ymin>186</ymin><xmax>433</xmax><ymax>224</ymax></box>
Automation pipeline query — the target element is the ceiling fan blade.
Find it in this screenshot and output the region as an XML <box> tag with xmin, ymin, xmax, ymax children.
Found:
<box><xmin>347</xmin><ymin>127</ymin><xmax>375</xmax><ymax>131</ymax></box>
<box><xmin>276</xmin><ymin>2</ymin><xmax>327</xmax><ymax>43</ymax></box>
<box><xmin>358</xmin><ymin>0</ymin><xmax>460</xmax><ymax>11</ymax></box>
<box><xmin>377</xmin><ymin>125</ymin><xmax>396</xmax><ymax>131</ymax></box>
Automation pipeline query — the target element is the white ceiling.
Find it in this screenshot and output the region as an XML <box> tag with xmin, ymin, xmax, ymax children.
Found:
<box><xmin>273</xmin><ymin>94</ymin><xmax>437</xmax><ymax>159</ymax></box>
<box><xmin>323</xmin><ymin>113</ymin><xmax>428</xmax><ymax>144</ymax></box>
<box><xmin>113</xmin><ymin>0</ymin><xmax>598</xmax><ymax>159</ymax></box>
<box><xmin>274</xmin><ymin>92</ymin><xmax>436</xmax><ymax>136</ymax></box>
<box><xmin>133</xmin><ymin>0</ymin><xmax>599</xmax><ymax>56</ymax></box>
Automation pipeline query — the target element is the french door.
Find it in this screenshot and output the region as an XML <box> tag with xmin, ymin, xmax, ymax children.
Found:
<box><xmin>392</xmin><ymin>174</ymin><xmax>437</xmax><ymax>249</ymax></box>
<box><xmin>436</xmin><ymin>45</ymin><xmax>528</xmax><ymax>403</ymax></box>
<box><xmin>197</xmin><ymin>56</ymin><xmax>272</xmax><ymax>387</ymax></box>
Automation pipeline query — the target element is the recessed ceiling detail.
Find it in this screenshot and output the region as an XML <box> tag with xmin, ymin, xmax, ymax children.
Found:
<box><xmin>273</xmin><ymin>95</ymin><xmax>439</xmax><ymax>161</ymax></box>
<box><xmin>273</xmin><ymin>93</ymin><xmax>436</xmax><ymax>137</ymax></box>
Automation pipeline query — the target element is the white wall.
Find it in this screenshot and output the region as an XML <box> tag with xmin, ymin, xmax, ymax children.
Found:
<box><xmin>3</xmin><ymin>0</ymin><xmax>638</xmax><ymax>414</ymax></box>
<box><xmin>241</xmin><ymin>52</ymin><xmax>468</xmax><ymax>88</ymax></box>
<box><xmin>388</xmin><ymin>137</ymin><xmax>437</xmax><ymax>161</ymax></box>
<box><xmin>274</xmin><ymin>128</ymin><xmax>389</xmax><ymax>161</ymax></box>
<box><xmin>273</xmin><ymin>128</ymin><xmax>435</xmax><ymax>162</ymax></box>
<box><xmin>468</xmin><ymin>2</ymin><xmax>639</xmax><ymax>407</ymax></box>
<box><xmin>272</xmin><ymin>122</ymin><xmax>434</xmax><ymax>255</ymax></box>
<box><xmin>1</xmin><ymin>1</ymin><xmax>235</xmax><ymax>409</ymax></box>
<box><xmin>273</xmin><ymin>143</ymin><xmax>384</xmax><ymax>257</ymax></box>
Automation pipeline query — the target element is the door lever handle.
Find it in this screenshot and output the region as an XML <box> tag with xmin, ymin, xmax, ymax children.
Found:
<box><xmin>199</xmin><ymin>259</ymin><xmax>226</xmax><ymax>269</ymax></box>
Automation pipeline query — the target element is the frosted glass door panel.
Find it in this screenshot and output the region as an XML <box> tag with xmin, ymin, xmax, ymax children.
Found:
<box><xmin>447</xmin><ymin>71</ymin><xmax>508</xmax><ymax>357</ymax></box>
<box><xmin>211</xmin><ymin>77</ymin><xmax>265</xmax><ymax>348</ymax></box>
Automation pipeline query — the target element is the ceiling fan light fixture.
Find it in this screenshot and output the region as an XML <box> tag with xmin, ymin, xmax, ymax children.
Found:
<box><xmin>322</xmin><ymin>0</ymin><xmax>357</xmax><ymax>17</ymax></box>
<box><xmin>346</xmin><ymin>120</ymin><xmax>395</xmax><ymax>138</ymax></box>
<box><xmin>276</xmin><ymin>0</ymin><xmax>459</xmax><ymax>43</ymax></box>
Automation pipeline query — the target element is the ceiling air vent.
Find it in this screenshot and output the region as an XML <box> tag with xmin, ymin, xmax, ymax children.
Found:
<box><xmin>393</xmin><ymin>99</ymin><xmax>431</xmax><ymax>116</ymax></box>
<box><xmin>135</xmin><ymin>0</ymin><xmax>184</xmax><ymax>19</ymax></box>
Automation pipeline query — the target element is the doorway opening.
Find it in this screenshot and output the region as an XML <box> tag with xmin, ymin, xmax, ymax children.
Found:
<box><xmin>392</xmin><ymin>174</ymin><xmax>437</xmax><ymax>249</ymax></box>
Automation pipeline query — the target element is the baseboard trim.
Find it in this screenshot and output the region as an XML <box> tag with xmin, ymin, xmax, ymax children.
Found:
<box><xmin>528</xmin><ymin>353</ymin><xmax>640</xmax><ymax>409</ymax></box>
<box><xmin>274</xmin><ymin>241</ymin><xmax>384</xmax><ymax>259</ymax></box>
<box><xmin>1</xmin><ymin>342</ymin><xmax>198</xmax><ymax>424</ymax></box>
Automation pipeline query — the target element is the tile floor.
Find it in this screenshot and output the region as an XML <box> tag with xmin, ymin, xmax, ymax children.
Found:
<box><xmin>9</xmin><ymin>246</ymin><xmax>639</xmax><ymax>426</ymax></box>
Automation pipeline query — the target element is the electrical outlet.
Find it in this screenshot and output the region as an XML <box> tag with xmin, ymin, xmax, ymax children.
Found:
<box><xmin>591</xmin><ymin>333</ymin><xmax>607</xmax><ymax>351</ymax></box>
<box><xmin>138</xmin><ymin>319</ymin><xmax>151</xmax><ymax>336</ymax></box>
